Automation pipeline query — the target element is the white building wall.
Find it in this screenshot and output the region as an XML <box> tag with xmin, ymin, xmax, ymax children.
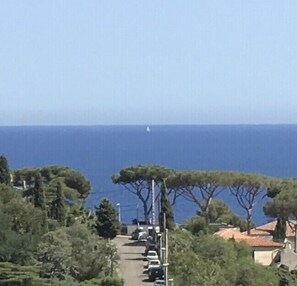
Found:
<box><xmin>253</xmin><ymin>247</ymin><xmax>280</xmax><ymax>266</ymax></box>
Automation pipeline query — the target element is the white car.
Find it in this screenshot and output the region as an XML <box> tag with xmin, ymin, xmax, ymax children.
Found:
<box><xmin>146</xmin><ymin>250</ymin><xmax>158</xmax><ymax>261</ymax></box>
<box><xmin>147</xmin><ymin>259</ymin><xmax>161</xmax><ymax>271</ymax></box>
<box><xmin>154</xmin><ymin>279</ymin><xmax>165</xmax><ymax>286</ymax></box>
<box><xmin>138</xmin><ymin>231</ymin><xmax>148</xmax><ymax>242</ymax></box>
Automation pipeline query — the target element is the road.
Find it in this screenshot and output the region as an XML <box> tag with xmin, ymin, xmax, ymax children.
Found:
<box><xmin>114</xmin><ymin>236</ymin><xmax>154</xmax><ymax>286</ymax></box>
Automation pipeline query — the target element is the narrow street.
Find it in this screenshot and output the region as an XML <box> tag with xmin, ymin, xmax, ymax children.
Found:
<box><xmin>114</xmin><ymin>236</ymin><xmax>154</xmax><ymax>286</ymax></box>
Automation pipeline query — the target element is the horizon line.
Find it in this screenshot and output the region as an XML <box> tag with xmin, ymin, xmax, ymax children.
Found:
<box><xmin>1</xmin><ymin>123</ymin><xmax>297</xmax><ymax>128</ymax></box>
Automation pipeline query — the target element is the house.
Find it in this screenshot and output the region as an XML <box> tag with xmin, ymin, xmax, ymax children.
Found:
<box><xmin>215</xmin><ymin>228</ymin><xmax>283</xmax><ymax>266</ymax></box>
<box><xmin>244</xmin><ymin>220</ymin><xmax>297</xmax><ymax>250</ymax></box>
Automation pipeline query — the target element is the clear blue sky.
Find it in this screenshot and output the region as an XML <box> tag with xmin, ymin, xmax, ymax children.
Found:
<box><xmin>0</xmin><ymin>1</ymin><xmax>296</xmax><ymax>125</ymax></box>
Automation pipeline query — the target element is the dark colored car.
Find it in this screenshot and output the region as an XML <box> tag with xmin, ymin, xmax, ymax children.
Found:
<box><xmin>131</xmin><ymin>228</ymin><xmax>144</xmax><ymax>240</ymax></box>
<box><xmin>148</xmin><ymin>267</ymin><xmax>164</xmax><ymax>282</ymax></box>
<box><xmin>145</xmin><ymin>243</ymin><xmax>157</xmax><ymax>255</ymax></box>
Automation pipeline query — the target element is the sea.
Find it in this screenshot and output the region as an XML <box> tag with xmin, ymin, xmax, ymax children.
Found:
<box><xmin>1</xmin><ymin>125</ymin><xmax>297</xmax><ymax>226</ymax></box>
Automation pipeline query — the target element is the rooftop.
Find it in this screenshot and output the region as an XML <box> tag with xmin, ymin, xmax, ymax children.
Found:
<box><xmin>243</xmin><ymin>220</ymin><xmax>297</xmax><ymax>237</ymax></box>
<box><xmin>215</xmin><ymin>228</ymin><xmax>283</xmax><ymax>248</ymax></box>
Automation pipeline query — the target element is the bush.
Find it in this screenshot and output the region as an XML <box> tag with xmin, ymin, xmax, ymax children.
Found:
<box><xmin>99</xmin><ymin>277</ymin><xmax>124</xmax><ymax>286</ymax></box>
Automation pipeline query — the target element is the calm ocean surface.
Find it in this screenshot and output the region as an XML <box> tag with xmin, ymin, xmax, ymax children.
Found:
<box><xmin>1</xmin><ymin>125</ymin><xmax>297</xmax><ymax>225</ymax></box>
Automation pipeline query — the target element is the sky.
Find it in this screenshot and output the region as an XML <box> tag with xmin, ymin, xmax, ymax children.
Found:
<box><xmin>0</xmin><ymin>1</ymin><xmax>297</xmax><ymax>125</ymax></box>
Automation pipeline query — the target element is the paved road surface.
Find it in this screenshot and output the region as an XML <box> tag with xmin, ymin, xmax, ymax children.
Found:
<box><xmin>114</xmin><ymin>236</ymin><xmax>154</xmax><ymax>286</ymax></box>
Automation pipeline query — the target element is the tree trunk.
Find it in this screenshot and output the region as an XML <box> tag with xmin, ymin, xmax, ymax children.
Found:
<box><xmin>144</xmin><ymin>205</ymin><xmax>149</xmax><ymax>224</ymax></box>
<box><xmin>204</xmin><ymin>197</ymin><xmax>212</xmax><ymax>224</ymax></box>
<box><xmin>247</xmin><ymin>209</ymin><xmax>252</xmax><ymax>235</ymax></box>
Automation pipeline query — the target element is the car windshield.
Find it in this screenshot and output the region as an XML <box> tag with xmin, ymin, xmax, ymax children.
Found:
<box><xmin>148</xmin><ymin>251</ymin><xmax>156</xmax><ymax>255</ymax></box>
<box><xmin>151</xmin><ymin>261</ymin><xmax>159</xmax><ymax>265</ymax></box>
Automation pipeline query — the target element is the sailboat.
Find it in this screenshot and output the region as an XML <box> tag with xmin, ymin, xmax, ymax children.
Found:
<box><xmin>146</xmin><ymin>126</ymin><xmax>150</xmax><ymax>132</ymax></box>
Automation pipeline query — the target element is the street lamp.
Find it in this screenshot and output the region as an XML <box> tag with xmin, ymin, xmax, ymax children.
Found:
<box><xmin>116</xmin><ymin>203</ymin><xmax>121</xmax><ymax>223</ymax></box>
<box><xmin>136</xmin><ymin>204</ymin><xmax>139</xmax><ymax>226</ymax></box>
<box><xmin>158</xmin><ymin>233</ymin><xmax>163</xmax><ymax>262</ymax></box>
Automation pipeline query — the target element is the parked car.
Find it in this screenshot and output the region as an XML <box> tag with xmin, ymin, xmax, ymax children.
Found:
<box><xmin>131</xmin><ymin>227</ymin><xmax>144</xmax><ymax>240</ymax></box>
<box><xmin>145</xmin><ymin>243</ymin><xmax>157</xmax><ymax>255</ymax></box>
<box><xmin>148</xmin><ymin>267</ymin><xmax>164</xmax><ymax>282</ymax></box>
<box><xmin>154</xmin><ymin>279</ymin><xmax>165</xmax><ymax>286</ymax></box>
<box><xmin>146</xmin><ymin>250</ymin><xmax>158</xmax><ymax>261</ymax></box>
<box><xmin>145</xmin><ymin>259</ymin><xmax>160</xmax><ymax>269</ymax></box>
<box><xmin>138</xmin><ymin>231</ymin><xmax>148</xmax><ymax>242</ymax></box>
<box><xmin>147</xmin><ymin>260</ymin><xmax>161</xmax><ymax>272</ymax></box>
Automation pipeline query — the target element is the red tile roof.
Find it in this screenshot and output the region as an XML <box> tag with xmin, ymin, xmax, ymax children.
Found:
<box><xmin>243</xmin><ymin>220</ymin><xmax>296</xmax><ymax>237</ymax></box>
<box><xmin>215</xmin><ymin>228</ymin><xmax>283</xmax><ymax>248</ymax></box>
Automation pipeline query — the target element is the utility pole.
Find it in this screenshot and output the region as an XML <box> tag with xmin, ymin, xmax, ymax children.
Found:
<box><xmin>161</xmin><ymin>213</ymin><xmax>173</xmax><ymax>286</ymax></box>
<box><xmin>164</xmin><ymin>228</ymin><xmax>169</xmax><ymax>286</ymax></box>
<box><xmin>158</xmin><ymin>233</ymin><xmax>163</xmax><ymax>262</ymax></box>
<box><xmin>116</xmin><ymin>203</ymin><xmax>121</xmax><ymax>223</ymax></box>
<box><xmin>162</xmin><ymin>213</ymin><xmax>169</xmax><ymax>286</ymax></box>
<box><xmin>151</xmin><ymin>179</ymin><xmax>156</xmax><ymax>226</ymax></box>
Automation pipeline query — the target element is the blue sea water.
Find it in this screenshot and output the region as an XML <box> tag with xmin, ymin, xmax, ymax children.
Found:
<box><xmin>1</xmin><ymin>125</ymin><xmax>297</xmax><ymax>225</ymax></box>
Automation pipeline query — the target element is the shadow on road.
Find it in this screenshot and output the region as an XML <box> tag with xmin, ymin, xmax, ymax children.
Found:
<box><xmin>123</xmin><ymin>241</ymin><xmax>145</xmax><ymax>247</ymax></box>
<box><xmin>125</xmin><ymin>257</ymin><xmax>145</xmax><ymax>261</ymax></box>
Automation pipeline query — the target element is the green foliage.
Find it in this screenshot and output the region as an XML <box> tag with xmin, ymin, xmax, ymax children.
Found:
<box><xmin>65</xmin><ymin>224</ymin><xmax>116</xmax><ymax>281</ymax></box>
<box><xmin>159</xmin><ymin>181</ymin><xmax>175</xmax><ymax>231</ymax></box>
<box><xmin>0</xmin><ymin>184</ymin><xmax>45</xmax><ymax>265</ymax></box>
<box><xmin>202</xmin><ymin>199</ymin><xmax>254</xmax><ymax>231</ymax></box>
<box><xmin>0</xmin><ymin>212</ymin><xmax>37</xmax><ymax>265</ymax></box>
<box><xmin>38</xmin><ymin>228</ymin><xmax>72</xmax><ymax>279</ymax></box>
<box><xmin>56</xmin><ymin>182</ymin><xmax>66</xmax><ymax>224</ymax></box>
<box><xmin>32</xmin><ymin>173</ymin><xmax>46</xmax><ymax>210</ymax></box>
<box><xmin>171</xmin><ymin>251</ymin><xmax>226</xmax><ymax>286</ymax></box>
<box><xmin>47</xmin><ymin>182</ymin><xmax>66</xmax><ymax>225</ymax></box>
<box><xmin>0</xmin><ymin>155</ymin><xmax>11</xmax><ymax>185</ymax></box>
<box><xmin>264</xmin><ymin>183</ymin><xmax>297</xmax><ymax>222</ymax></box>
<box><xmin>0</xmin><ymin>262</ymin><xmax>121</xmax><ymax>286</ymax></box>
<box><xmin>94</xmin><ymin>199</ymin><xmax>120</xmax><ymax>240</ymax></box>
<box><xmin>3</xmin><ymin>197</ymin><xmax>44</xmax><ymax>235</ymax></box>
<box><xmin>59</xmin><ymin>169</ymin><xmax>91</xmax><ymax>199</ymax></box>
<box><xmin>166</xmin><ymin>171</ymin><xmax>226</xmax><ymax>219</ymax></box>
<box><xmin>0</xmin><ymin>184</ymin><xmax>17</xmax><ymax>204</ymax></box>
<box><xmin>0</xmin><ymin>262</ymin><xmax>40</xmax><ymax>286</ymax></box>
<box><xmin>14</xmin><ymin>166</ymin><xmax>91</xmax><ymax>200</ymax></box>
<box><xmin>275</xmin><ymin>264</ymin><xmax>297</xmax><ymax>286</ymax></box>
<box><xmin>183</xmin><ymin>216</ymin><xmax>209</xmax><ymax>235</ymax></box>
<box><xmin>168</xmin><ymin>230</ymin><xmax>278</xmax><ymax>286</ymax></box>
<box><xmin>273</xmin><ymin>217</ymin><xmax>287</xmax><ymax>242</ymax></box>
<box><xmin>227</xmin><ymin>172</ymin><xmax>270</xmax><ymax>235</ymax></box>
<box><xmin>267</xmin><ymin>178</ymin><xmax>297</xmax><ymax>198</ymax></box>
<box><xmin>112</xmin><ymin>165</ymin><xmax>172</xmax><ymax>223</ymax></box>
<box><xmin>37</xmin><ymin>223</ymin><xmax>116</xmax><ymax>282</ymax></box>
<box><xmin>202</xmin><ymin>199</ymin><xmax>231</xmax><ymax>222</ymax></box>
<box><xmin>0</xmin><ymin>161</ymin><xmax>118</xmax><ymax>285</ymax></box>
<box><xmin>184</xmin><ymin>200</ymin><xmax>252</xmax><ymax>234</ymax></box>
<box><xmin>99</xmin><ymin>276</ymin><xmax>124</xmax><ymax>286</ymax></box>
<box><xmin>166</xmin><ymin>170</ymin><xmax>272</xmax><ymax>234</ymax></box>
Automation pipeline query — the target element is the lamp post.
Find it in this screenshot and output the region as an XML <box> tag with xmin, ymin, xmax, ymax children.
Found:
<box><xmin>136</xmin><ymin>204</ymin><xmax>139</xmax><ymax>227</ymax></box>
<box><xmin>158</xmin><ymin>233</ymin><xmax>163</xmax><ymax>262</ymax></box>
<box><xmin>168</xmin><ymin>278</ymin><xmax>174</xmax><ymax>286</ymax></box>
<box><xmin>116</xmin><ymin>203</ymin><xmax>121</xmax><ymax>223</ymax></box>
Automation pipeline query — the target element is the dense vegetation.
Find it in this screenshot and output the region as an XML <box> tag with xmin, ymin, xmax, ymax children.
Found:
<box><xmin>113</xmin><ymin>165</ymin><xmax>294</xmax><ymax>233</ymax></box>
<box><xmin>168</xmin><ymin>228</ymin><xmax>279</xmax><ymax>286</ymax></box>
<box><xmin>0</xmin><ymin>155</ymin><xmax>123</xmax><ymax>286</ymax></box>
<box><xmin>3</xmin><ymin>157</ymin><xmax>297</xmax><ymax>286</ymax></box>
<box><xmin>113</xmin><ymin>165</ymin><xmax>297</xmax><ymax>285</ymax></box>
